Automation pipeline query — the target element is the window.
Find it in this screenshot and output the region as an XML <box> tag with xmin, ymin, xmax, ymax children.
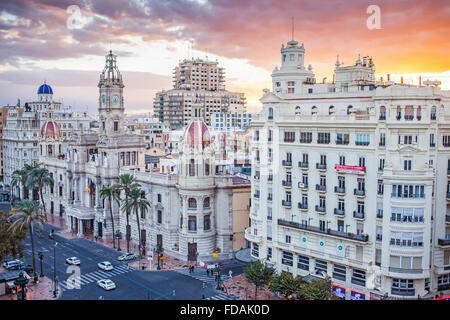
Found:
<box><xmin>377</xmin><ymin>202</ymin><xmax>383</xmax><ymax>218</ymax></box>
<box><xmin>285</xmin><ymin>230</ymin><xmax>291</xmax><ymax>244</ymax></box>
<box><xmin>438</xmin><ymin>274</ymin><xmax>450</xmax><ymax>291</ymax></box>
<box><xmin>315</xmin><ymin>259</ymin><xmax>327</xmax><ymax>275</ymax></box>
<box><xmin>405</xmin><ymin>106</ymin><xmax>414</xmax><ymax>120</ymax></box>
<box><xmin>188</xmin><ymin>216</ymin><xmax>197</xmax><ymax>231</ymax></box>
<box><xmin>267</xmin><ymin>247</ymin><xmax>272</xmax><ymax>260</ymax></box>
<box><xmin>157</xmin><ymin>210</ymin><xmax>162</xmax><ymax>224</ymax></box>
<box><xmin>318</xmin><ymin>132</ymin><xmax>331</xmax><ymax>144</ymax></box>
<box><xmin>351</xmin><ymin>269</ymin><xmax>366</xmax><ymax>286</ymax></box>
<box><xmin>284</xmin><ymin>131</ymin><xmax>295</xmax><ymax>143</ymax></box>
<box><xmin>379</xmin><ymin>158</ymin><xmax>385</xmax><ymax>171</ymax></box>
<box><xmin>114</xmin><ymin>121</ymin><xmax>118</xmax><ymax>132</ymax></box>
<box><xmin>204</xmin><ymin>215</ymin><xmax>210</xmax><ymax>230</ymax></box>
<box><xmin>311</xmin><ymin>106</ymin><xmax>318</xmax><ymax>115</ymax></box>
<box><xmin>252</xmin><ymin>243</ymin><xmax>259</xmax><ymax>257</ymax></box>
<box><xmin>376</xmin><ymin>226</ymin><xmax>383</xmax><ymax>241</ymax></box>
<box><xmin>356</xmin><ymin>134</ymin><xmax>370</xmax><ymax>146</ymax></box>
<box><xmin>203</xmin><ymin>197</ymin><xmax>210</xmax><ymax>208</ymax></box>
<box><xmin>268</xmin><ymin>108</ymin><xmax>273</xmax><ymax>120</ymax></box>
<box><xmin>431</xmin><ymin>106</ymin><xmax>436</xmax><ymax>120</ymax></box>
<box><xmin>359</xmin><ymin>157</ymin><xmax>366</xmax><ymax>167</ymax></box>
<box><xmin>336</xmin><ymin>133</ymin><xmax>349</xmax><ymax>145</ymax></box>
<box><xmin>379</xmin><ymin>133</ymin><xmax>385</xmax><ymax>146</ymax></box>
<box><xmin>390</xmin><ymin>231</ymin><xmax>423</xmax><ymax>247</ymax></box>
<box><xmin>443</xmin><ymin>135</ymin><xmax>450</xmax><ymax>147</ymax></box>
<box><xmin>298</xmin><ymin>255</ymin><xmax>309</xmax><ymax>271</ymax></box>
<box><xmin>333</xmin><ymin>264</ymin><xmax>346</xmax><ymax>281</ymax></box>
<box><xmin>391</xmin><ymin>184</ymin><xmax>425</xmax><ymax>198</ymax></box>
<box><xmin>391</xmin><ymin>207</ymin><xmax>424</xmax><ymax>223</ymax></box>
<box><xmin>267</xmin><ymin>225</ymin><xmax>272</xmax><ymax>240</ymax></box>
<box><xmin>188</xmin><ymin>198</ymin><xmax>197</xmax><ymax>209</ymax></box>
<box><xmin>282</xmin><ymin>251</ymin><xmax>293</xmax><ymax>266</ymax></box>
<box><xmin>404</xmin><ymin>160</ymin><xmax>412</xmax><ymax>171</ymax></box>
<box><xmin>339</xmin><ymin>156</ymin><xmax>346</xmax><ymax>165</ymax></box>
<box><xmin>430</xmin><ymin>133</ymin><xmax>435</xmax><ymax>147</ymax></box>
<box><xmin>189</xmin><ymin>159</ymin><xmax>195</xmax><ymax>176</ymax></box>
<box><xmin>300</xmin><ymin>132</ymin><xmax>312</xmax><ymax>143</ymax></box>
<box><xmin>377</xmin><ymin>180</ymin><xmax>384</xmax><ymax>195</ymax></box>
<box><xmin>392</xmin><ymin>279</ymin><xmax>415</xmax><ymax>296</ymax></box>
<box><xmin>320</xmin><ymin>155</ymin><xmax>327</xmax><ymax>165</ymax></box>
<box><xmin>157</xmin><ymin>194</ymin><xmax>162</xmax><ymax>203</ymax></box>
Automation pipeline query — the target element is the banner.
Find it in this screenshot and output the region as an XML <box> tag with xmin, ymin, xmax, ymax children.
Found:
<box><xmin>87</xmin><ymin>178</ymin><xmax>93</xmax><ymax>194</ymax></box>
<box><xmin>334</xmin><ymin>164</ymin><xmax>365</xmax><ymax>174</ymax></box>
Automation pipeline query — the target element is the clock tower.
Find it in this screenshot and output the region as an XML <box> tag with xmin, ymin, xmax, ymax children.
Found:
<box><xmin>98</xmin><ymin>50</ymin><xmax>125</xmax><ymax>136</ymax></box>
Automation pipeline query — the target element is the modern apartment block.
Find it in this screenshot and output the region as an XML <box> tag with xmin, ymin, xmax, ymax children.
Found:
<box><xmin>153</xmin><ymin>58</ymin><xmax>246</xmax><ymax>129</ymax></box>
<box><xmin>246</xmin><ymin>39</ymin><xmax>450</xmax><ymax>299</ymax></box>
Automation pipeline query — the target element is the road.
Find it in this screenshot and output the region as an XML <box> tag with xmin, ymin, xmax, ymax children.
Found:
<box><xmin>17</xmin><ymin>214</ymin><xmax>248</xmax><ymax>300</ymax></box>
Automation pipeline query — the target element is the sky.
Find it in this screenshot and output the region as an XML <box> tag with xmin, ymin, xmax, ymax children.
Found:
<box><xmin>0</xmin><ymin>0</ymin><xmax>450</xmax><ymax>115</ymax></box>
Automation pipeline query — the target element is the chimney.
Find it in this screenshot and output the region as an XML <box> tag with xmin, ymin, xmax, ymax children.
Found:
<box><xmin>381</xmin><ymin>77</ymin><xmax>384</xmax><ymax>82</ymax></box>
<box><xmin>387</xmin><ymin>74</ymin><xmax>390</xmax><ymax>81</ymax></box>
<box><xmin>419</xmin><ymin>76</ymin><xmax>422</xmax><ymax>86</ymax></box>
<box><xmin>401</xmin><ymin>76</ymin><xmax>404</xmax><ymax>85</ymax></box>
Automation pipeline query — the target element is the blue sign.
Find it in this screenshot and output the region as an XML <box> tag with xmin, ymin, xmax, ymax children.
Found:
<box><xmin>351</xmin><ymin>290</ymin><xmax>365</xmax><ymax>300</ymax></box>
<box><xmin>333</xmin><ymin>286</ymin><xmax>346</xmax><ymax>299</ymax></box>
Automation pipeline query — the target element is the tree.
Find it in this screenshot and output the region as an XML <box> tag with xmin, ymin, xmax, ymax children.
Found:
<box><xmin>298</xmin><ymin>276</ymin><xmax>337</xmax><ymax>300</ymax></box>
<box><xmin>115</xmin><ymin>173</ymin><xmax>140</xmax><ymax>252</ymax></box>
<box><xmin>26</xmin><ymin>166</ymin><xmax>54</xmax><ymax>219</ymax></box>
<box><xmin>8</xmin><ymin>199</ymin><xmax>45</xmax><ymax>279</ymax></box>
<box><xmin>269</xmin><ymin>271</ymin><xmax>303</xmax><ymax>299</ymax></box>
<box><xmin>11</xmin><ymin>169</ymin><xmax>27</xmax><ymax>201</ymax></box>
<box><xmin>122</xmin><ymin>185</ymin><xmax>150</xmax><ymax>259</ymax></box>
<box><xmin>243</xmin><ymin>261</ymin><xmax>274</xmax><ymax>300</ymax></box>
<box><xmin>99</xmin><ymin>185</ymin><xmax>120</xmax><ymax>248</ymax></box>
<box><xmin>0</xmin><ymin>210</ymin><xmax>27</xmax><ymax>262</ymax></box>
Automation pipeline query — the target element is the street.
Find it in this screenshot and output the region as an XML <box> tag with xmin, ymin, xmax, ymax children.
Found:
<box><xmin>18</xmin><ymin>219</ymin><xmax>247</xmax><ymax>300</ymax></box>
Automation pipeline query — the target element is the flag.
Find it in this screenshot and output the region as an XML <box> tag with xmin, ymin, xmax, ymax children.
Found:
<box><xmin>87</xmin><ymin>178</ymin><xmax>92</xmax><ymax>194</ymax></box>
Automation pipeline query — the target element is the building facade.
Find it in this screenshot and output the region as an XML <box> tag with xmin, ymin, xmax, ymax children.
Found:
<box><xmin>246</xmin><ymin>39</ymin><xmax>450</xmax><ymax>299</ymax></box>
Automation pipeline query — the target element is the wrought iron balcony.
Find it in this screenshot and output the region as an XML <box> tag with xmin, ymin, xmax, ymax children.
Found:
<box><xmin>298</xmin><ymin>203</ymin><xmax>308</xmax><ymax>210</ymax></box>
<box><xmin>277</xmin><ymin>219</ymin><xmax>369</xmax><ymax>242</ymax></box>
<box><xmin>282</xmin><ymin>200</ymin><xmax>292</xmax><ymax>208</ymax></box>
<box><xmin>282</xmin><ymin>180</ymin><xmax>292</xmax><ymax>187</ymax></box>
<box><xmin>315</xmin><ymin>184</ymin><xmax>326</xmax><ymax>192</ymax></box>
<box><xmin>334</xmin><ymin>208</ymin><xmax>345</xmax><ymax>216</ymax></box>
<box><xmin>282</xmin><ymin>160</ymin><xmax>292</xmax><ymax>167</ymax></box>
<box><xmin>353</xmin><ymin>211</ymin><xmax>365</xmax><ymax>219</ymax></box>
<box><xmin>316</xmin><ymin>163</ymin><xmax>327</xmax><ymax>170</ymax></box>
<box><xmin>379</xmin><ymin>114</ymin><xmax>386</xmax><ymax>120</ymax></box>
<box><xmin>334</xmin><ymin>186</ymin><xmax>346</xmax><ymax>194</ymax></box>
<box><xmin>298</xmin><ymin>161</ymin><xmax>309</xmax><ymax>169</ymax></box>
<box><xmin>253</xmin><ymin>193</ymin><xmax>260</xmax><ymax>199</ymax></box>
<box><xmin>438</xmin><ymin>238</ymin><xmax>450</xmax><ymax>246</ymax></box>
<box><xmin>354</xmin><ymin>189</ymin><xmax>366</xmax><ymax>197</ymax></box>
<box><xmin>315</xmin><ymin>205</ymin><xmax>326</xmax><ymax>213</ymax></box>
<box><xmin>389</xmin><ymin>267</ymin><xmax>422</xmax><ymax>274</ymax></box>
<box><xmin>377</xmin><ymin>211</ymin><xmax>383</xmax><ymax>219</ymax></box>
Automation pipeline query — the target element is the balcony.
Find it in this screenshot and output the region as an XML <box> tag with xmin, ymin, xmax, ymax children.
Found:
<box><xmin>267</xmin><ymin>196</ymin><xmax>272</xmax><ymax>201</ymax></box>
<box><xmin>430</xmin><ymin>143</ymin><xmax>436</xmax><ymax>148</ymax></box>
<box><xmin>354</xmin><ymin>189</ymin><xmax>366</xmax><ymax>197</ymax></box>
<box><xmin>438</xmin><ymin>238</ymin><xmax>450</xmax><ymax>246</ymax></box>
<box><xmin>334</xmin><ymin>186</ymin><xmax>346</xmax><ymax>194</ymax></box>
<box><xmin>315</xmin><ymin>184</ymin><xmax>326</xmax><ymax>192</ymax></box>
<box><xmin>334</xmin><ymin>208</ymin><xmax>345</xmax><ymax>216</ymax></box>
<box><xmin>282</xmin><ymin>180</ymin><xmax>292</xmax><ymax>188</ymax></box>
<box><xmin>298</xmin><ymin>161</ymin><xmax>309</xmax><ymax>169</ymax></box>
<box><xmin>379</xmin><ymin>114</ymin><xmax>386</xmax><ymax>120</ymax></box>
<box><xmin>353</xmin><ymin>211</ymin><xmax>365</xmax><ymax>219</ymax></box>
<box><xmin>316</xmin><ymin>163</ymin><xmax>327</xmax><ymax>170</ymax></box>
<box><xmin>253</xmin><ymin>193</ymin><xmax>260</xmax><ymax>199</ymax></box>
<box><xmin>268</xmin><ymin>176</ymin><xmax>273</xmax><ymax>182</ymax></box>
<box><xmin>282</xmin><ymin>200</ymin><xmax>292</xmax><ymax>208</ymax></box>
<box><xmin>389</xmin><ymin>267</ymin><xmax>423</xmax><ymax>274</ymax></box>
<box><xmin>376</xmin><ymin>234</ymin><xmax>382</xmax><ymax>241</ymax></box>
<box><xmin>298</xmin><ymin>203</ymin><xmax>308</xmax><ymax>210</ymax></box>
<box><xmin>282</xmin><ymin>160</ymin><xmax>292</xmax><ymax>168</ymax></box>
<box><xmin>377</xmin><ymin>211</ymin><xmax>383</xmax><ymax>219</ymax></box>
<box><xmin>244</xmin><ymin>228</ymin><xmax>262</xmax><ymax>244</ymax></box>
<box><xmin>315</xmin><ymin>205</ymin><xmax>326</xmax><ymax>214</ymax></box>
<box><xmin>446</xmin><ymin>215</ymin><xmax>450</xmax><ymax>223</ymax></box>
<box><xmin>277</xmin><ymin>219</ymin><xmax>369</xmax><ymax>242</ymax></box>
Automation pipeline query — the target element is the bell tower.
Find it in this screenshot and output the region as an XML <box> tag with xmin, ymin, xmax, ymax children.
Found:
<box><xmin>98</xmin><ymin>50</ymin><xmax>125</xmax><ymax>136</ymax></box>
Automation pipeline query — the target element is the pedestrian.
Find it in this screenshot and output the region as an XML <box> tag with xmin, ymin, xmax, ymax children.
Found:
<box><xmin>192</xmin><ymin>265</ymin><xmax>194</xmax><ymax>273</ymax></box>
<box><xmin>206</xmin><ymin>269</ymin><xmax>209</xmax><ymax>276</ymax></box>
<box><xmin>202</xmin><ymin>294</ymin><xmax>206</xmax><ymax>300</ymax></box>
<box><xmin>229</xmin><ymin>269</ymin><xmax>233</xmax><ymax>278</ymax></box>
<box><xmin>172</xmin><ymin>290</ymin><xmax>176</xmax><ymax>296</ymax></box>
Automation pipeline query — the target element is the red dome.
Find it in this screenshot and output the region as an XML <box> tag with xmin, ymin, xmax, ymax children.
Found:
<box><xmin>184</xmin><ymin>120</ymin><xmax>211</xmax><ymax>149</ymax></box>
<box><xmin>41</xmin><ymin>120</ymin><xmax>61</xmax><ymax>138</ymax></box>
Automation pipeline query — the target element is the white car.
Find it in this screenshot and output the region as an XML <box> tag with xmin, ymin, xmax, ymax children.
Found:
<box><xmin>98</xmin><ymin>261</ymin><xmax>114</xmax><ymax>271</ymax></box>
<box><xmin>66</xmin><ymin>257</ymin><xmax>81</xmax><ymax>265</ymax></box>
<box><xmin>97</xmin><ymin>279</ymin><xmax>116</xmax><ymax>290</ymax></box>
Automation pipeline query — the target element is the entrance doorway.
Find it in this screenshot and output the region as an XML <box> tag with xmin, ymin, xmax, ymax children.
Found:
<box><xmin>98</xmin><ymin>222</ymin><xmax>103</xmax><ymax>238</ymax></box>
<box><xmin>50</xmin><ymin>201</ymin><xmax>54</xmax><ymax>215</ymax></box>
<box><xmin>188</xmin><ymin>242</ymin><xmax>197</xmax><ymax>261</ymax></box>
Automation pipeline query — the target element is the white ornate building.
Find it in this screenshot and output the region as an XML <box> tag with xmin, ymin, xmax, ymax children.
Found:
<box><xmin>40</xmin><ymin>51</ymin><xmax>251</xmax><ymax>262</ymax></box>
<box><xmin>246</xmin><ymin>39</ymin><xmax>450</xmax><ymax>299</ymax></box>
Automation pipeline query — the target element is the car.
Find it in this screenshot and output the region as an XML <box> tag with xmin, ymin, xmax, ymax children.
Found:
<box><xmin>117</xmin><ymin>253</ymin><xmax>137</xmax><ymax>261</ymax></box>
<box><xmin>97</xmin><ymin>261</ymin><xmax>114</xmax><ymax>271</ymax></box>
<box><xmin>97</xmin><ymin>279</ymin><xmax>116</xmax><ymax>290</ymax></box>
<box><xmin>66</xmin><ymin>257</ymin><xmax>81</xmax><ymax>265</ymax></box>
<box><xmin>17</xmin><ymin>262</ymin><xmax>33</xmax><ymax>273</ymax></box>
<box><xmin>2</xmin><ymin>259</ymin><xmax>21</xmax><ymax>270</ymax></box>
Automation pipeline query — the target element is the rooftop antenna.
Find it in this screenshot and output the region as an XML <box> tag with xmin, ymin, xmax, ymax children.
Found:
<box><xmin>291</xmin><ymin>16</ymin><xmax>294</xmax><ymax>40</ymax></box>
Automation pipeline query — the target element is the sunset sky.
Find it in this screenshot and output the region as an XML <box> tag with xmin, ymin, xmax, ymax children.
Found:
<box><xmin>1</xmin><ymin>0</ymin><xmax>450</xmax><ymax>115</ymax></box>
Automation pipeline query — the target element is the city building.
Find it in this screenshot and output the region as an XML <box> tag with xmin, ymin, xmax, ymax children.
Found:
<box><xmin>40</xmin><ymin>51</ymin><xmax>251</xmax><ymax>262</ymax></box>
<box><xmin>246</xmin><ymin>38</ymin><xmax>450</xmax><ymax>299</ymax></box>
<box><xmin>153</xmin><ymin>58</ymin><xmax>246</xmax><ymax>129</ymax></box>
<box><xmin>212</xmin><ymin>112</ymin><xmax>253</xmax><ymax>131</ymax></box>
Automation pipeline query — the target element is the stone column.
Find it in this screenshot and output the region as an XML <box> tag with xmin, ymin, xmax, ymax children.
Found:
<box><xmin>78</xmin><ymin>219</ymin><xmax>83</xmax><ymax>236</ymax></box>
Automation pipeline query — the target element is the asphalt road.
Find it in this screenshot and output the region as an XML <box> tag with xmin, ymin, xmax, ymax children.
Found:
<box><xmin>15</xmin><ymin>213</ymin><xmax>248</xmax><ymax>300</ymax></box>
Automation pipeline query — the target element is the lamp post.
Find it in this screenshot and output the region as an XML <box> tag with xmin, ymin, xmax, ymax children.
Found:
<box><xmin>53</xmin><ymin>242</ymin><xmax>58</xmax><ymax>298</ymax></box>
<box><xmin>38</xmin><ymin>251</ymin><xmax>44</xmax><ymax>277</ymax></box>
<box><xmin>116</xmin><ymin>230</ymin><xmax>122</xmax><ymax>252</ymax></box>
<box><xmin>14</xmin><ymin>272</ymin><xmax>29</xmax><ymax>300</ymax></box>
<box><xmin>156</xmin><ymin>246</ymin><xmax>163</xmax><ymax>270</ymax></box>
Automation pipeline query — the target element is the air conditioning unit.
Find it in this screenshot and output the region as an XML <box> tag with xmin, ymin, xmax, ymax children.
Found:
<box><xmin>298</xmin><ymin>182</ymin><xmax>305</xmax><ymax>188</ymax></box>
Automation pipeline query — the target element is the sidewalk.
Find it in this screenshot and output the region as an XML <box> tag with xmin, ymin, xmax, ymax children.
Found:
<box><xmin>0</xmin><ymin>275</ymin><xmax>60</xmax><ymax>300</ymax></box>
<box><xmin>221</xmin><ymin>274</ymin><xmax>286</xmax><ymax>300</ymax></box>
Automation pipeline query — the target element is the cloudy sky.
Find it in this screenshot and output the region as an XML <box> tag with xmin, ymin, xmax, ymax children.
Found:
<box><xmin>1</xmin><ymin>0</ymin><xmax>450</xmax><ymax>115</ymax></box>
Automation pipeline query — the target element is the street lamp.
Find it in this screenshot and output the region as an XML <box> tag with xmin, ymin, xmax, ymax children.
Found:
<box><xmin>116</xmin><ymin>230</ymin><xmax>122</xmax><ymax>252</ymax></box>
<box><xmin>53</xmin><ymin>242</ymin><xmax>58</xmax><ymax>298</ymax></box>
<box><xmin>38</xmin><ymin>251</ymin><xmax>44</xmax><ymax>277</ymax></box>
<box><xmin>14</xmin><ymin>272</ymin><xmax>28</xmax><ymax>300</ymax></box>
<box><xmin>156</xmin><ymin>246</ymin><xmax>163</xmax><ymax>270</ymax></box>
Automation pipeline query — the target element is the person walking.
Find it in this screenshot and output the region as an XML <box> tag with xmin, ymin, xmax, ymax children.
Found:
<box><xmin>202</xmin><ymin>294</ymin><xmax>206</xmax><ymax>300</ymax></box>
<box><xmin>229</xmin><ymin>269</ymin><xmax>233</xmax><ymax>278</ymax></box>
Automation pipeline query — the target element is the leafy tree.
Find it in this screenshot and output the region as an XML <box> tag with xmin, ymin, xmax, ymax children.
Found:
<box><xmin>0</xmin><ymin>210</ymin><xmax>27</xmax><ymax>262</ymax></box>
<box><xmin>269</xmin><ymin>271</ymin><xmax>303</xmax><ymax>299</ymax></box>
<box><xmin>243</xmin><ymin>261</ymin><xmax>274</xmax><ymax>300</ymax></box>
<box><xmin>9</xmin><ymin>199</ymin><xmax>45</xmax><ymax>279</ymax></box>
<box><xmin>11</xmin><ymin>169</ymin><xmax>27</xmax><ymax>201</ymax></box>
<box><xmin>27</xmin><ymin>166</ymin><xmax>54</xmax><ymax>219</ymax></box>
<box><xmin>99</xmin><ymin>185</ymin><xmax>120</xmax><ymax>248</ymax></box>
<box><xmin>122</xmin><ymin>185</ymin><xmax>150</xmax><ymax>259</ymax></box>
<box><xmin>115</xmin><ymin>173</ymin><xmax>140</xmax><ymax>252</ymax></box>
<box><xmin>298</xmin><ymin>276</ymin><xmax>337</xmax><ymax>300</ymax></box>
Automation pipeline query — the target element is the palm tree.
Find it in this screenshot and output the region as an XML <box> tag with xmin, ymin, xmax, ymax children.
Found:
<box><xmin>8</xmin><ymin>199</ymin><xmax>45</xmax><ymax>279</ymax></box>
<box><xmin>11</xmin><ymin>169</ymin><xmax>26</xmax><ymax>201</ymax></box>
<box><xmin>122</xmin><ymin>185</ymin><xmax>150</xmax><ymax>259</ymax></box>
<box><xmin>99</xmin><ymin>185</ymin><xmax>120</xmax><ymax>248</ymax></box>
<box><xmin>26</xmin><ymin>167</ymin><xmax>54</xmax><ymax>219</ymax></box>
<box><xmin>115</xmin><ymin>173</ymin><xmax>140</xmax><ymax>252</ymax></box>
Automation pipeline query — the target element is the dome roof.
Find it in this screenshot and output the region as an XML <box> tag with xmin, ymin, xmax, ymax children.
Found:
<box><xmin>41</xmin><ymin>119</ymin><xmax>61</xmax><ymax>139</ymax></box>
<box><xmin>38</xmin><ymin>83</ymin><xmax>53</xmax><ymax>94</ymax></box>
<box><xmin>183</xmin><ymin>120</ymin><xmax>211</xmax><ymax>149</ymax></box>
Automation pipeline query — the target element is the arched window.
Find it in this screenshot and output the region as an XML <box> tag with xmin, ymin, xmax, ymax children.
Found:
<box><xmin>203</xmin><ymin>197</ymin><xmax>210</xmax><ymax>209</ymax></box>
<box><xmin>396</xmin><ymin>106</ymin><xmax>401</xmax><ymax>120</ymax></box>
<box><xmin>268</xmin><ymin>107</ymin><xmax>274</xmax><ymax>120</ymax></box>
<box><xmin>188</xmin><ymin>216</ymin><xmax>197</xmax><ymax>231</ymax></box>
<box><xmin>189</xmin><ymin>159</ymin><xmax>195</xmax><ymax>176</ymax></box>
<box><xmin>405</xmin><ymin>106</ymin><xmax>414</xmax><ymax>120</ymax></box>
<box><xmin>188</xmin><ymin>198</ymin><xmax>197</xmax><ymax>209</ymax></box>
<box><xmin>347</xmin><ymin>105</ymin><xmax>353</xmax><ymax>115</ymax></box>
<box><xmin>416</xmin><ymin>106</ymin><xmax>422</xmax><ymax>120</ymax></box>
<box><xmin>295</xmin><ymin>106</ymin><xmax>301</xmax><ymax>115</ymax></box>
<box><xmin>311</xmin><ymin>106</ymin><xmax>317</xmax><ymax>115</ymax></box>
<box><xmin>204</xmin><ymin>215</ymin><xmax>211</xmax><ymax>230</ymax></box>
<box><xmin>431</xmin><ymin>106</ymin><xmax>436</xmax><ymax>120</ymax></box>
<box><xmin>379</xmin><ymin>106</ymin><xmax>386</xmax><ymax>120</ymax></box>
<box><xmin>329</xmin><ymin>106</ymin><xmax>335</xmax><ymax>115</ymax></box>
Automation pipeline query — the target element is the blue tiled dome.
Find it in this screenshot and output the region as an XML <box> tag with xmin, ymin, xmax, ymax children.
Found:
<box><xmin>37</xmin><ymin>83</ymin><xmax>53</xmax><ymax>94</ymax></box>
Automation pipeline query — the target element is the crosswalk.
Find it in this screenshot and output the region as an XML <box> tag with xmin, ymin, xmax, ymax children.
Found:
<box><xmin>207</xmin><ymin>292</ymin><xmax>234</xmax><ymax>300</ymax></box>
<box><xmin>174</xmin><ymin>268</ymin><xmax>223</xmax><ymax>286</ymax></box>
<box><xmin>58</xmin><ymin>265</ymin><xmax>133</xmax><ymax>292</ymax></box>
